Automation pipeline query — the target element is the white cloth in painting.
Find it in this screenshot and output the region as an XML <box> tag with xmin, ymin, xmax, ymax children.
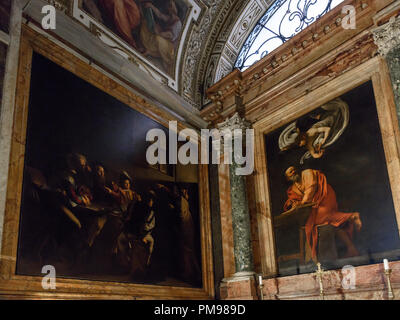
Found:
<box><xmin>278</xmin><ymin>98</ymin><xmax>350</xmax><ymax>164</ymax></box>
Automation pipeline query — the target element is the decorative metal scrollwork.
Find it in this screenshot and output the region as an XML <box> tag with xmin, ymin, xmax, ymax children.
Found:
<box><xmin>235</xmin><ymin>0</ymin><xmax>345</xmax><ymax>71</ymax></box>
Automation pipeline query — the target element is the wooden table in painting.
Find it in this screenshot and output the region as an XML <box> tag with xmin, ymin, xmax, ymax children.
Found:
<box><xmin>71</xmin><ymin>202</ymin><xmax>122</xmax><ymax>248</ymax></box>
<box><xmin>274</xmin><ymin>203</ymin><xmax>314</xmax><ymax>264</ymax></box>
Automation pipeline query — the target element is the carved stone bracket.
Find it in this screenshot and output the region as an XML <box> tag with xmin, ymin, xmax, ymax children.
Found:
<box><xmin>217</xmin><ymin>112</ymin><xmax>251</xmax><ymax>131</ymax></box>
<box><xmin>372</xmin><ymin>15</ymin><xmax>400</xmax><ymax>56</ymax></box>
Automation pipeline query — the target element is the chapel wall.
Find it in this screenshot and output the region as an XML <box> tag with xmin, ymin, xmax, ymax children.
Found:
<box><xmin>202</xmin><ymin>0</ymin><xmax>400</xmax><ymax>300</ymax></box>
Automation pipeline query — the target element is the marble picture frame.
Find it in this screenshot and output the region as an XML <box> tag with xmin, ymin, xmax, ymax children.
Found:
<box><xmin>0</xmin><ymin>25</ymin><xmax>214</xmax><ymax>300</ymax></box>
<box><xmin>252</xmin><ymin>56</ymin><xmax>400</xmax><ymax>277</ymax></box>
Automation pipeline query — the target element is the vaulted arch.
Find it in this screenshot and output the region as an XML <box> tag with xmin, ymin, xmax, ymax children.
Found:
<box><xmin>200</xmin><ymin>0</ymin><xmax>346</xmax><ymax>107</ymax></box>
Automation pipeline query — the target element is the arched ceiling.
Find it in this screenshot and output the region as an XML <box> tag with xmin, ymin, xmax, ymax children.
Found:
<box><xmin>181</xmin><ymin>0</ymin><xmax>275</xmax><ymax>108</ymax></box>
<box><xmin>44</xmin><ymin>0</ymin><xmax>273</xmax><ymax>109</ymax></box>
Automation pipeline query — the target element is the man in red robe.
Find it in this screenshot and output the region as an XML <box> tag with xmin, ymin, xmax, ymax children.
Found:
<box><xmin>284</xmin><ymin>166</ymin><xmax>362</xmax><ymax>260</ymax></box>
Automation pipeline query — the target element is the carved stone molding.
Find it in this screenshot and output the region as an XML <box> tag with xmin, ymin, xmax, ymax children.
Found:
<box><xmin>211</xmin><ymin>0</ymin><xmax>273</xmax><ymax>82</ymax></box>
<box><xmin>182</xmin><ymin>0</ymin><xmax>244</xmax><ymax>108</ymax></box>
<box><xmin>372</xmin><ymin>15</ymin><xmax>400</xmax><ymax>56</ymax></box>
<box><xmin>45</xmin><ymin>0</ymin><xmax>71</xmax><ymax>13</ymax></box>
<box><xmin>200</xmin><ymin>0</ymin><xmax>268</xmax><ymax>107</ymax></box>
<box><xmin>217</xmin><ymin>112</ymin><xmax>251</xmax><ymax>131</ymax></box>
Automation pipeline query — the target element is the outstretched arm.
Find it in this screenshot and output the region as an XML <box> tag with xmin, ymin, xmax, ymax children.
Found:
<box><xmin>306</xmin><ymin>126</ymin><xmax>331</xmax><ymax>158</ymax></box>
<box><xmin>301</xmin><ymin>170</ymin><xmax>318</xmax><ymax>204</ymax></box>
<box><xmin>60</xmin><ymin>206</ymin><xmax>82</xmax><ymax>229</ymax></box>
<box><xmin>307</xmin><ymin>126</ymin><xmax>331</xmax><ymax>146</ymax></box>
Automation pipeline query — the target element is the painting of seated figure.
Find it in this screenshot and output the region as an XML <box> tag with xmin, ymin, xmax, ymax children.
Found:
<box><xmin>16</xmin><ymin>52</ymin><xmax>203</xmax><ymax>288</ymax></box>
<box><xmin>80</xmin><ymin>0</ymin><xmax>188</xmax><ymax>76</ymax></box>
<box><xmin>265</xmin><ymin>81</ymin><xmax>400</xmax><ymax>277</ymax></box>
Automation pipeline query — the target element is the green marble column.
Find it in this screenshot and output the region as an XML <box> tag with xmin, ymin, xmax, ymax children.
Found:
<box><xmin>373</xmin><ymin>16</ymin><xmax>400</xmax><ymax>123</ymax></box>
<box><xmin>229</xmin><ymin>159</ymin><xmax>254</xmax><ymax>275</ymax></box>
<box><xmin>218</xmin><ymin>113</ymin><xmax>255</xmax><ymax>277</ymax></box>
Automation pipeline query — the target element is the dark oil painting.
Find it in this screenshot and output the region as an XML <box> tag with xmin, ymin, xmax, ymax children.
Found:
<box><xmin>0</xmin><ymin>42</ymin><xmax>7</xmax><ymax>109</ymax></box>
<box><xmin>0</xmin><ymin>0</ymin><xmax>10</xmax><ymax>34</ymax></box>
<box><xmin>81</xmin><ymin>0</ymin><xmax>188</xmax><ymax>76</ymax></box>
<box><xmin>16</xmin><ymin>53</ymin><xmax>202</xmax><ymax>288</ymax></box>
<box><xmin>265</xmin><ymin>81</ymin><xmax>400</xmax><ymax>277</ymax></box>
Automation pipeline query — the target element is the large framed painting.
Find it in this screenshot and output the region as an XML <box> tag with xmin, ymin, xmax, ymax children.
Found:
<box><xmin>0</xmin><ymin>26</ymin><xmax>213</xmax><ymax>299</ymax></box>
<box><xmin>72</xmin><ymin>0</ymin><xmax>201</xmax><ymax>91</ymax></box>
<box><xmin>253</xmin><ymin>57</ymin><xmax>400</xmax><ymax>277</ymax></box>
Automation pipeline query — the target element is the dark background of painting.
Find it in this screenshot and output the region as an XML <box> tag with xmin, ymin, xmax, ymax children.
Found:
<box><xmin>265</xmin><ymin>81</ymin><xmax>400</xmax><ymax>273</ymax></box>
<box><xmin>16</xmin><ymin>53</ymin><xmax>202</xmax><ymax>287</ymax></box>
<box><xmin>0</xmin><ymin>43</ymin><xmax>7</xmax><ymax>114</ymax></box>
<box><xmin>0</xmin><ymin>0</ymin><xmax>10</xmax><ymax>34</ymax></box>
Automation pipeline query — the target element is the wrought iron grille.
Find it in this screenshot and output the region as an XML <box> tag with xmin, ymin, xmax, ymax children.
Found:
<box><xmin>234</xmin><ymin>0</ymin><xmax>345</xmax><ymax>71</ymax></box>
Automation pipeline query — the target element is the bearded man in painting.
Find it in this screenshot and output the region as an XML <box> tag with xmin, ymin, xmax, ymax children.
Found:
<box><xmin>284</xmin><ymin>166</ymin><xmax>362</xmax><ymax>260</ymax></box>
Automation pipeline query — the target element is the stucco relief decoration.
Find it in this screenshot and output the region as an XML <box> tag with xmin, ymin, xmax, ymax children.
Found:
<box><xmin>372</xmin><ymin>15</ymin><xmax>400</xmax><ymax>56</ymax></box>
<box><xmin>198</xmin><ymin>0</ymin><xmax>269</xmax><ymax>107</ymax></box>
<box><xmin>182</xmin><ymin>0</ymin><xmax>220</xmax><ymax>101</ymax></box>
<box><xmin>182</xmin><ymin>0</ymin><xmax>254</xmax><ymax>108</ymax></box>
<box><xmin>47</xmin><ymin>0</ymin><xmax>70</xmax><ymax>13</ymax></box>
<box><xmin>230</xmin><ymin>1</ymin><xmax>265</xmax><ymax>51</ymax></box>
<box><xmin>72</xmin><ymin>0</ymin><xmax>201</xmax><ymax>92</ymax></box>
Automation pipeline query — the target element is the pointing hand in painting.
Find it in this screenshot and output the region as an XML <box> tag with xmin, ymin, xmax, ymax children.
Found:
<box><xmin>82</xmin><ymin>195</ymin><xmax>91</xmax><ymax>206</ymax></box>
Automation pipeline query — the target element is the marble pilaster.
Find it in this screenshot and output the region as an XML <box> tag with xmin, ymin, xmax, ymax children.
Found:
<box><xmin>0</xmin><ymin>0</ymin><xmax>24</xmax><ymax>253</ymax></box>
<box><xmin>217</xmin><ymin>113</ymin><xmax>255</xmax><ymax>279</ymax></box>
<box><xmin>373</xmin><ymin>15</ymin><xmax>400</xmax><ymax>121</ymax></box>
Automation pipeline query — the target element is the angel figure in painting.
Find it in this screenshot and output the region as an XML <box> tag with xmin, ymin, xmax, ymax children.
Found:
<box><xmin>279</xmin><ymin>98</ymin><xmax>349</xmax><ymax>164</ymax></box>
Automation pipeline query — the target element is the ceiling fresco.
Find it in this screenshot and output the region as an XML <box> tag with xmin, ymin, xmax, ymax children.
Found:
<box><xmin>73</xmin><ymin>0</ymin><xmax>201</xmax><ymax>91</ymax></box>
<box><xmin>45</xmin><ymin>0</ymin><xmax>273</xmax><ymax>109</ymax></box>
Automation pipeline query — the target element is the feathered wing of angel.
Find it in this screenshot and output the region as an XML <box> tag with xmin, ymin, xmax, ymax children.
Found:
<box><xmin>278</xmin><ymin>98</ymin><xmax>350</xmax><ymax>164</ymax></box>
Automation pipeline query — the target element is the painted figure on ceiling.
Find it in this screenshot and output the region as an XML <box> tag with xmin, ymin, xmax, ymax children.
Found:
<box><xmin>83</xmin><ymin>0</ymin><xmax>104</xmax><ymax>23</ymax></box>
<box><xmin>141</xmin><ymin>0</ymin><xmax>183</xmax><ymax>72</ymax></box>
<box><xmin>97</xmin><ymin>0</ymin><xmax>144</xmax><ymax>52</ymax></box>
<box><xmin>84</xmin><ymin>0</ymin><xmax>184</xmax><ymax>73</ymax></box>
